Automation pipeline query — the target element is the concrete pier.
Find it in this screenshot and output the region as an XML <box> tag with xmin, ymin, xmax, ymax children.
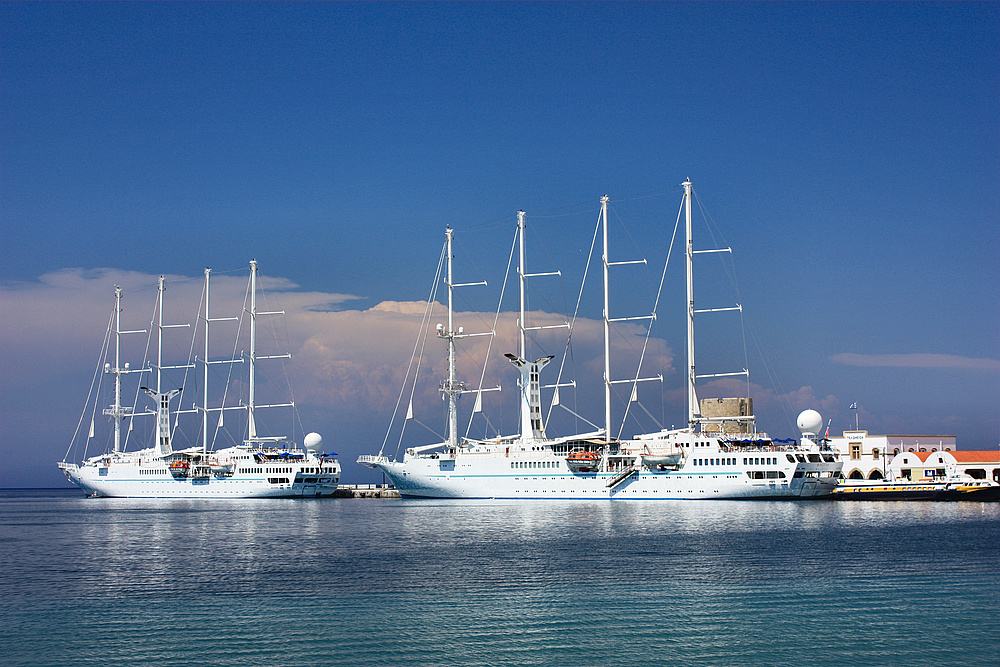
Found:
<box><xmin>334</xmin><ymin>484</ymin><xmax>401</xmax><ymax>499</ymax></box>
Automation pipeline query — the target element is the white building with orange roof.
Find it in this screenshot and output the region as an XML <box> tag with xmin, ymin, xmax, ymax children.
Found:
<box><xmin>829</xmin><ymin>431</ymin><xmax>957</xmax><ymax>480</ymax></box>
<box><xmin>888</xmin><ymin>449</ymin><xmax>1000</xmax><ymax>483</ymax></box>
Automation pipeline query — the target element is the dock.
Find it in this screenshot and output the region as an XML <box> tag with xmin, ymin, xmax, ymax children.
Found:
<box><xmin>334</xmin><ymin>484</ymin><xmax>401</xmax><ymax>499</ymax></box>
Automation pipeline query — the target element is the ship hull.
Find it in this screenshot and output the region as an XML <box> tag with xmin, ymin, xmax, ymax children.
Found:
<box><xmin>373</xmin><ymin>458</ymin><xmax>838</xmax><ymax>500</ymax></box>
<box><xmin>59</xmin><ymin>455</ymin><xmax>339</xmax><ymax>499</ymax></box>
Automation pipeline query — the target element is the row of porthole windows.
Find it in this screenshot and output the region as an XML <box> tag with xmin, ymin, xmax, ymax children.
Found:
<box><xmin>239</xmin><ymin>467</ymin><xmax>296</xmax><ymax>474</ymax></box>
<box><xmin>691</xmin><ymin>457</ymin><xmax>779</xmax><ymax>466</ymax></box>
<box><xmin>746</xmin><ymin>457</ymin><xmax>777</xmax><ymax>465</ymax></box>
<box><xmin>693</xmin><ymin>458</ymin><xmax>737</xmax><ymax>466</ymax></box>
<box><xmin>511</xmin><ymin>461</ymin><xmax>558</xmax><ymax>469</ymax></box>
<box><xmin>140</xmin><ymin>469</ymin><xmax>169</xmax><ymax>475</ymax></box>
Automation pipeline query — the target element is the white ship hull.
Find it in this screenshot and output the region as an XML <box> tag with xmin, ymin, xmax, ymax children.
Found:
<box><xmin>379</xmin><ymin>464</ymin><xmax>836</xmax><ymax>499</ymax></box>
<box><xmin>365</xmin><ymin>437</ymin><xmax>840</xmax><ymax>500</ymax></box>
<box><xmin>59</xmin><ymin>446</ymin><xmax>340</xmax><ymax>499</ymax></box>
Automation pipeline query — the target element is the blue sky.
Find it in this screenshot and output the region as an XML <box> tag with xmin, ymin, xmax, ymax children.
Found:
<box><xmin>2</xmin><ymin>2</ymin><xmax>998</xmax><ymax>488</ymax></box>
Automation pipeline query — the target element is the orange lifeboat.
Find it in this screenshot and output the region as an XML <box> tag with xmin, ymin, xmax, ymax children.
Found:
<box><xmin>566</xmin><ymin>450</ymin><xmax>601</xmax><ymax>472</ymax></box>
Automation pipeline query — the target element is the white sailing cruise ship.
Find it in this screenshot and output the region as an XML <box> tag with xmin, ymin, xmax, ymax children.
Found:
<box><xmin>360</xmin><ymin>180</ymin><xmax>842</xmax><ymax>498</ymax></box>
<box><xmin>58</xmin><ymin>261</ymin><xmax>340</xmax><ymax>498</ymax></box>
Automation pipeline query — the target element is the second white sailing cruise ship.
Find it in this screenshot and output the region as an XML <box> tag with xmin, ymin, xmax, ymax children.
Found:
<box><xmin>360</xmin><ymin>180</ymin><xmax>842</xmax><ymax>498</ymax></box>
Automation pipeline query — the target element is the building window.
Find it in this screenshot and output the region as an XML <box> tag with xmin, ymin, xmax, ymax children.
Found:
<box><xmin>872</xmin><ymin>448</ymin><xmax>880</xmax><ymax>460</ymax></box>
<box><xmin>850</xmin><ymin>444</ymin><xmax>861</xmax><ymax>460</ymax></box>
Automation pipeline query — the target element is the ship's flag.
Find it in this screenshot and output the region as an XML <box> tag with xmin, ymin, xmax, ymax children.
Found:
<box><xmin>630</xmin><ymin>384</ymin><xmax>638</xmax><ymax>402</ymax></box>
<box><xmin>849</xmin><ymin>402</ymin><xmax>858</xmax><ymax>410</ymax></box>
<box><xmin>88</xmin><ymin>419</ymin><xmax>95</xmax><ymax>439</ymax></box>
<box><xmin>128</xmin><ymin>418</ymin><xmax>134</xmax><ymax>432</ymax></box>
<box><xmin>218</xmin><ymin>409</ymin><xmax>224</xmax><ymax>428</ymax></box>
<box><xmin>406</xmin><ymin>399</ymin><xmax>413</xmax><ymax>420</ymax></box>
<box><xmin>473</xmin><ymin>391</ymin><xmax>482</xmax><ymax>414</ymax></box>
<box><xmin>551</xmin><ymin>386</ymin><xmax>560</xmax><ymax>406</ymax></box>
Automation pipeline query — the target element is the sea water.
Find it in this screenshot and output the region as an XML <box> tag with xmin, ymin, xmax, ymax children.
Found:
<box><xmin>1</xmin><ymin>490</ymin><xmax>997</xmax><ymax>667</ymax></box>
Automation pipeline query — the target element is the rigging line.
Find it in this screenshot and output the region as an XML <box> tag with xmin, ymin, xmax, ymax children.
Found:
<box><xmin>520</xmin><ymin>212</ymin><xmax>571</xmax><ymax>319</ymax></box>
<box><xmin>607</xmin><ymin>201</ymin><xmax>653</xmax><ymax>279</ymax></box>
<box><xmin>65</xmin><ymin>303</ymin><xmax>117</xmax><ymax>462</ymax></box>
<box><xmin>547</xmin><ymin>203</ymin><xmax>602</xmax><ymax>428</ymax></box>
<box><xmin>88</xmin><ymin>323</ymin><xmax>114</xmax><ymax>460</ymax></box>
<box><xmin>702</xmin><ymin>207</ymin><xmax>754</xmax><ymax>406</ymax></box>
<box><xmin>618</xmin><ymin>196</ymin><xmax>683</xmax><ymax>438</ymax></box>
<box><xmin>692</xmin><ymin>191</ymin><xmax>792</xmax><ymax>432</ymax></box>
<box><xmin>551</xmin><ymin>402</ymin><xmax>601</xmax><ymax>431</ymax></box>
<box><xmin>465</xmin><ymin>226</ymin><xmax>515</xmax><ymax>439</ymax></box>
<box><xmin>213</xmin><ymin>271</ymin><xmax>250</xmax><ymax>450</ymax></box>
<box><xmin>609</xmin><ymin>186</ymin><xmax>681</xmax><ymax>203</ymax></box>
<box><xmin>396</xmin><ymin>252</ymin><xmax>445</xmax><ymax>457</ymax></box>
<box><xmin>395</xmin><ymin>293</ymin><xmax>438</xmax><ymax>457</ymax></box>
<box><xmin>123</xmin><ymin>286</ymin><xmax>159</xmax><ymax>452</ymax></box>
<box><xmin>630</xmin><ymin>397</ymin><xmax>662</xmax><ymax>430</ymax></box>
<box><xmin>256</xmin><ymin>277</ymin><xmax>295</xmax><ymax>440</ymax></box>
<box><xmin>258</xmin><ymin>276</ymin><xmax>304</xmax><ymax>445</ymax></box>
<box><xmin>410</xmin><ymin>416</ymin><xmax>445</xmax><ymax>443</ymax></box>
<box><xmin>381</xmin><ymin>241</ymin><xmax>446</xmax><ymax>458</ymax></box>
<box><xmin>171</xmin><ymin>278</ymin><xmax>205</xmax><ymax>444</ymax></box>
<box><xmin>694</xmin><ymin>190</ymin><xmax>741</xmax><ymax>302</ymax></box>
<box><xmin>442</xmin><ymin>234</ymin><xmax>499</xmax><ymax>334</ymax></box>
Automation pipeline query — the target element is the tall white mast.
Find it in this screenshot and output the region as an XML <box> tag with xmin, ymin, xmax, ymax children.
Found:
<box><xmin>110</xmin><ymin>287</ymin><xmax>126</xmax><ymax>453</ymax></box>
<box><xmin>199</xmin><ymin>268</ymin><xmax>239</xmax><ymax>454</ymax></box>
<box><xmin>153</xmin><ymin>276</ymin><xmax>190</xmax><ymax>391</ymax></box>
<box><xmin>684</xmin><ymin>180</ymin><xmax>698</xmax><ymax>426</ymax></box>
<box><xmin>203</xmin><ymin>269</ymin><xmax>211</xmax><ymax>453</ymax></box>
<box><xmin>518</xmin><ymin>211</ymin><xmax>527</xmax><ymax>358</ymax></box>
<box><xmin>684</xmin><ymin>178</ymin><xmax>744</xmax><ymax>428</ymax></box>
<box><xmin>243</xmin><ymin>260</ymin><xmax>292</xmax><ymax>445</ymax></box>
<box><xmin>157</xmin><ymin>276</ymin><xmax>164</xmax><ymax>394</ymax></box>
<box><xmin>601</xmin><ymin>195</ymin><xmax>653</xmax><ymax>442</ymax></box>
<box><xmin>444</xmin><ymin>229</ymin><xmax>459</xmax><ymax>447</ymax></box>
<box><xmin>508</xmin><ymin>210</ymin><xmax>564</xmax><ymax>440</ymax></box>
<box><xmin>103</xmin><ymin>286</ymin><xmax>145</xmax><ymax>453</ymax></box>
<box><xmin>141</xmin><ymin>275</ymin><xmax>190</xmax><ymax>458</ymax></box>
<box><xmin>247</xmin><ymin>260</ymin><xmax>259</xmax><ymax>441</ymax></box>
<box><xmin>602</xmin><ymin>196</ymin><xmax>612</xmax><ymax>441</ymax></box>
<box><xmin>437</xmin><ymin>228</ymin><xmax>488</xmax><ymax>448</ymax></box>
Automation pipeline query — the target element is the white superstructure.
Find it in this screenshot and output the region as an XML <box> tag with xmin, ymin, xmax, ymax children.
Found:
<box><xmin>360</xmin><ymin>180</ymin><xmax>842</xmax><ymax>499</ymax></box>
<box><xmin>59</xmin><ymin>262</ymin><xmax>340</xmax><ymax>498</ymax></box>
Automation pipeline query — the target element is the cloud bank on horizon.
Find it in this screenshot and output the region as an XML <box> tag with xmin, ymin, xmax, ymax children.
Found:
<box><xmin>0</xmin><ymin>265</ymin><xmax>889</xmax><ymax>486</ymax></box>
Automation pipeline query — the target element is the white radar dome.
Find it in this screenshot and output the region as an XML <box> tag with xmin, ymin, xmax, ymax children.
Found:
<box><xmin>303</xmin><ymin>432</ymin><xmax>323</xmax><ymax>451</ymax></box>
<box><xmin>796</xmin><ymin>409</ymin><xmax>823</xmax><ymax>436</ymax></box>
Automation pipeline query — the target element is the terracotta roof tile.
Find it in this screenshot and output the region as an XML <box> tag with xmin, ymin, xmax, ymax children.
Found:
<box><xmin>950</xmin><ymin>451</ymin><xmax>1000</xmax><ymax>464</ymax></box>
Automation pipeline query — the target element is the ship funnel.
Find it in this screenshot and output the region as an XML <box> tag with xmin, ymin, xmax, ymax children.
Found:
<box><xmin>505</xmin><ymin>353</ymin><xmax>554</xmax><ymax>441</ymax></box>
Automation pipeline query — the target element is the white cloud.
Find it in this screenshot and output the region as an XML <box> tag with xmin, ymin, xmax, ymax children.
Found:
<box><xmin>1</xmin><ymin>268</ymin><xmax>679</xmax><ymax>471</ymax></box>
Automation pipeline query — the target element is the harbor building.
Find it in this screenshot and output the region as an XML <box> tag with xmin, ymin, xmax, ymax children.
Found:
<box><xmin>888</xmin><ymin>450</ymin><xmax>1000</xmax><ymax>484</ymax></box>
<box><xmin>829</xmin><ymin>431</ymin><xmax>1000</xmax><ymax>483</ymax></box>
<box><xmin>829</xmin><ymin>431</ymin><xmax>956</xmax><ymax>480</ymax></box>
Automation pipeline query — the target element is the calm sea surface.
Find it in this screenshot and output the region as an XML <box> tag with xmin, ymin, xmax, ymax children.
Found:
<box><xmin>1</xmin><ymin>489</ymin><xmax>997</xmax><ymax>667</ymax></box>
